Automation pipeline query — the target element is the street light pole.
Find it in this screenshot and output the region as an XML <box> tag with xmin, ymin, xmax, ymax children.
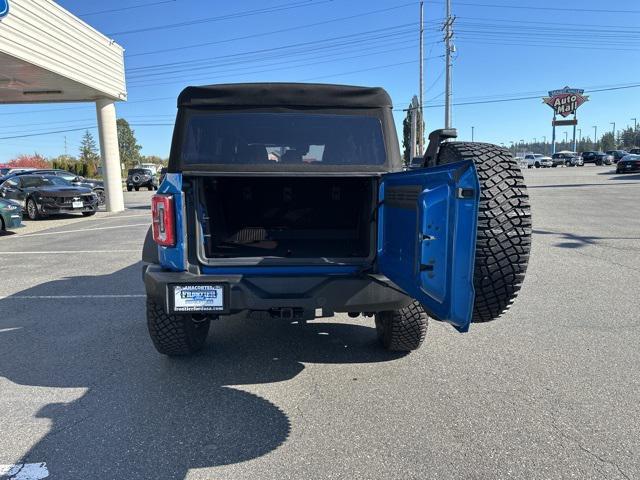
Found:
<box><xmin>632</xmin><ymin>118</ymin><xmax>637</xmax><ymax>131</ymax></box>
<box><xmin>471</xmin><ymin>126</ymin><xmax>474</xmax><ymax>141</ymax></box>
<box><xmin>593</xmin><ymin>126</ymin><xmax>598</xmax><ymax>149</ymax></box>
<box><xmin>542</xmin><ymin>135</ymin><xmax>547</xmax><ymax>154</ymax></box>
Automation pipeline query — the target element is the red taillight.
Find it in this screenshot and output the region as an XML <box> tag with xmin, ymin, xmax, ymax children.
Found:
<box><xmin>151</xmin><ymin>194</ymin><xmax>176</xmax><ymax>247</ymax></box>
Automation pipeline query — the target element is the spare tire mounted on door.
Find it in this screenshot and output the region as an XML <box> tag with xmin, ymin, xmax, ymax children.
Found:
<box><xmin>436</xmin><ymin>142</ymin><xmax>532</xmax><ymax>322</ymax></box>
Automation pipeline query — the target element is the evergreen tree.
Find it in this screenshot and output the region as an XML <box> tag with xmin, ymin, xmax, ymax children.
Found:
<box><xmin>402</xmin><ymin>112</ymin><xmax>411</xmax><ymax>165</ymax></box>
<box><xmin>401</xmin><ymin>100</ymin><xmax>424</xmax><ymax>166</ymax></box>
<box><xmin>78</xmin><ymin>130</ymin><xmax>100</xmax><ymax>178</ymax></box>
<box><xmin>117</xmin><ymin>118</ymin><xmax>142</xmax><ymax>168</ymax></box>
<box><xmin>600</xmin><ymin>132</ymin><xmax>615</xmax><ymax>151</ymax></box>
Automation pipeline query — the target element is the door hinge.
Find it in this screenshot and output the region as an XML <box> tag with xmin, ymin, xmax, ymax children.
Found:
<box><xmin>456</xmin><ymin>188</ymin><xmax>475</xmax><ymax>199</ymax></box>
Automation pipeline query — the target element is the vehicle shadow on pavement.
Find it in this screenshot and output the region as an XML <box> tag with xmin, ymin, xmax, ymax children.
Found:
<box><xmin>533</xmin><ymin>228</ymin><xmax>640</xmax><ymax>249</ymax></box>
<box><xmin>597</xmin><ymin>172</ymin><xmax>640</xmax><ymax>180</ymax></box>
<box><xmin>0</xmin><ymin>263</ymin><xmax>398</xmax><ymax>479</ymax></box>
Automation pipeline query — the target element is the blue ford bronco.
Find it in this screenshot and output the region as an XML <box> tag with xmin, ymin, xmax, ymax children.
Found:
<box><xmin>142</xmin><ymin>83</ymin><xmax>531</xmax><ymax>356</ymax></box>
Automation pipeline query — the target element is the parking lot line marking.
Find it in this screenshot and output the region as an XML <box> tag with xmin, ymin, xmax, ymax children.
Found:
<box><xmin>1</xmin><ymin>294</ymin><xmax>146</xmax><ymax>300</ymax></box>
<box><xmin>0</xmin><ymin>250</ymin><xmax>140</xmax><ymax>255</ymax></box>
<box><xmin>0</xmin><ymin>463</ymin><xmax>48</xmax><ymax>479</ymax></box>
<box><xmin>12</xmin><ymin>223</ymin><xmax>149</xmax><ymax>238</ymax></box>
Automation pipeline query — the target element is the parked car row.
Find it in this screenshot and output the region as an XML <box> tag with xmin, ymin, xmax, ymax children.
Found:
<box><xmin>520</xmin><ymin>151</ymin><xmax>584</xmax><ymax>168</ymax></box>
<box><xmin>0</xmin><ymin>174</ymin><xmax>99</xmax><ymax>221</ymax></box>
<box><xmin>0</xmin><ymin>168</ymin><xmax>105</xmax><ymax>205</ymax></box>
<box><xmin>516</xmin><ymin>149</ymin><xmax>640</xmax><ymax>168</ymax></box>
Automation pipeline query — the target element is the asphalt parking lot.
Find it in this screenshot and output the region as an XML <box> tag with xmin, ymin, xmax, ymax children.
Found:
<box><xmin>0</xmin><ymin>165</ymin><xmax>638</xmax><ymax>480</ymax></box>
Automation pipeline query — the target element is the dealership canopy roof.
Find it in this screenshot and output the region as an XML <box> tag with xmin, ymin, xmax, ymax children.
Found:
<box><xmin>0</xmin><ymin>0</ymin><xmax>126</xmax><ymax>104</ymax></box>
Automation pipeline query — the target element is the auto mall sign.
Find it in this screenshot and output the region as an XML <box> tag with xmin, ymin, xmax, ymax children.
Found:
<box><xmin>542</xmin><ymin>87</ymin><xmax>589</xmax><ymax>117</ymax></box>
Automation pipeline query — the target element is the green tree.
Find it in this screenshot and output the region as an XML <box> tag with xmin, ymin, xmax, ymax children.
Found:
<box><xmin>401</xmin><ymin>100</ymin><xmax>424</xmax><ymax>166</ymax></box>
<box><xmin>600</xmin><ymin>132</ymin><xmax>615</xmax><ymax>151</ymax></box>
<box><xmin>117</xmin><ymin>118</ymin><xmax>142</xmax><ymax>168</ymax></box>
<box><xmin>51</xmin><ymin>154</ymin><xmax>76</xmax><ymax>172</ymax></box>
<box><xmin>402</xmin><ymin>111</ymin><xmax>411</xmax><ymax>165</ymax></box>
<box><xmin>78</xmin><ymin>131</ymin><xmax>100</xmax><ymax>177</ymax></box>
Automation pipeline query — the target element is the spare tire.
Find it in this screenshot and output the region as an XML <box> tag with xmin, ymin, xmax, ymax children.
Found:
<box><xmin>132</xmin><ymin>174</ymin><xmax>141</xmax><ymax>183</ymax></box>
<box><xmin>437</xmin><ymin>142</ymin><xmax>531</xmax><ymax>322</ymax></box>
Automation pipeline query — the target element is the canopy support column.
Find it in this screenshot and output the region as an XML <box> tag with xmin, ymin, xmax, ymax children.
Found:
<box><xmin>96</xmin><ymin>98</ymin><xmax>124</xmax><ymax>213</ymax></box>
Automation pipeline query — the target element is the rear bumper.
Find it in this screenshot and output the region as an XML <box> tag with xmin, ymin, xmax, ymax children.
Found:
<box><xmin>127</xmin><ymin>181</ymin><xmax>156</xmax><ymax>187</ymax></box>
<box><xmin>616</xmin><ymin>165</ymin><xmax>640</xmax><ymax>173</ymax></box>
<box><xmin>143</xmin><ymin>264</ymin><xmax>412</xmax><ymax>316</ymax></box>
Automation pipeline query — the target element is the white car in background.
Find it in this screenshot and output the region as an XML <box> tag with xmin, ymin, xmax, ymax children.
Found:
<box><xmin>524</xmin><ymin>153</ymin><xmax>553</xmax><ymax>168</ymax></box>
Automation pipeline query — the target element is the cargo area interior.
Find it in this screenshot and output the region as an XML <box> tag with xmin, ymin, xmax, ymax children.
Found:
<box><xmin>197</xmin><ymin>177</ymin><xmax>376</xmax><ymax>262</ymax></box>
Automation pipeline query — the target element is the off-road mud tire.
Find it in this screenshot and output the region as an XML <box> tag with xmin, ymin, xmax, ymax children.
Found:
<box><xmin>375</xmin><ymin>301</ymin><xmax>428</xmax><ymax>351</ymax></box>
<box><xmin>437</xmin><ymin>142</ymin><xmax>532</xmax><ymax>322</ymax></box>
<box><xmin>147</xmin><ymin>297</ymin><xmax>210</xmax><ymax>356</ymax></box>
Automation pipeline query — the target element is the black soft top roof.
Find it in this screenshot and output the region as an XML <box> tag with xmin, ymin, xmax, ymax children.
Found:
<box><xmin>178</xmin><ymin>83</ymin><xmax>393</xmax><ymax>109</ymax></box>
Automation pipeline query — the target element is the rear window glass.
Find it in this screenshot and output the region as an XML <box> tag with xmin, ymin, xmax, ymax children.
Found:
<box><xmin>129</xmin><ymin>169</ymin><xmax>152</xmax><ymax>175</ymax></box>
<box><xmin>180</xmin><ymin>112</ymin><xmax>386</xmax><ymax>166</ymax></box>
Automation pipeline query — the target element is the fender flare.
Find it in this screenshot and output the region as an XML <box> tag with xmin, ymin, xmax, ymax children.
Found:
<box><xmin>142</xmin><ymin>226</ymin><xmax>159</xmax><ymax>264</ymax></box>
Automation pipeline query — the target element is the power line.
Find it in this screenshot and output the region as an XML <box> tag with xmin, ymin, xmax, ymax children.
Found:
<box><xmin>127</xmin><ymin>23</ymin><xmax>422</xmax><ymax>74</ymax></box>
<box><xmin>79</xmin><ymin>1</ymin><xmax>176</xmax><ymax>17</ymax></box>
<box><xmin>126</xmin><ymin>2</ymin><xmax>426</xmax><ymax>57</ymax></box>
<box><xmin>4</xmin><ymin>83</ymin><xmax>640</xmax><ymax>140</ymax></box>
<box><xmin>425</xmin><ymin>83</ymin><xmax>640</xmax><ymax>109</ymax></box>
<box><xmin>458</xmin><ymin>17</ymin><xmax>640</xmax><ymax>33</ymax></box>
<box><xmin>129</xmin><ymin>40</ymin><xmax>427</xmax><ymax>89</ymax></box>
<box><xmin>431</xmin><ymin>0</ymin><xmax>640</xmax><ymax>14</ymax></box>
<box><xmin>302</xmin><ymin>57</ymin><xmax>440</xmax><ymax>81</ymax></box>
<box><xmin>0</xmin><ymin>124</ymin><xmax>173</xmax><ymax>141</ymax></box>
<box><xmin>456</xmin><ymin>38</ymin><xmax>639</xmax><ymax>52</ymax></box>
<box><xmin>127</xmin><ymin>33</ymin><xmax>432</xmax><ymax>85</ymax></box>
<box><xmin>107</xmin><ymin>0</ymin><xmax>336</xmax><ymax>36</ymax></box>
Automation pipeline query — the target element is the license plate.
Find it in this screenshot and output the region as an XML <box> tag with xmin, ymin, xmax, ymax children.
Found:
<box><xmin>173</xmin><ymin>285</ymin><xmax>225</xmax><ymax>312</ymax></box>
<box><xmin>72</xmin><ymin>201</ymin><xmax>83</xmax><ymax>208</ymax></box>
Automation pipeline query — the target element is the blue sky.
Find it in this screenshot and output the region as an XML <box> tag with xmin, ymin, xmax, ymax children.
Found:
<box><xmin>1</xmin><ymin>0</ymin><xmax>639</xmax><ymax>160</ymax></box>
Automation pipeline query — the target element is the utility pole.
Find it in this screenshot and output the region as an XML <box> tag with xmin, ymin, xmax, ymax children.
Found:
<box><xmin>418</xmin><ymin>0</ymin><xmax>424</xmax><ymax>155</ymax></box>
<box><xmin>64</xmin><ymin>136</ymin><xmax>67</xmax><ymax>156</ymax></box>
<box><xmin>443</xmin><ymin>0</ymin><xmax>454</xmax><ymax>129</ymax></box>
<box><xmin>542</xmin><ymin>135</ymin><xmax>546</xmax><ymax>154</ymax></box>
<box><xmin>632</xmin><ymin>118</ymin><xmax>637</xmax><ymax>131</ymax></box>
<box><xmin>564</xmin><ymin>131</ymin><xmax>568</xmax><ymax>144</ymax></box>
<box><xmin>471</xmin><ymin>126</ymin><xmax>474</xmax><ymax>141</ymax></box>
<box><xmin>593</xmin><ymin>125</ymin><xmax>598</xmax><ymax>149</ymax></box>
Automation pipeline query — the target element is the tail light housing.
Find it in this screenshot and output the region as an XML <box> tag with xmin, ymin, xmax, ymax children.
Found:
<box><xmin>151</xmin><ymin>194</ymin><xmax>176</xmax><ymax>247</ymax></box>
